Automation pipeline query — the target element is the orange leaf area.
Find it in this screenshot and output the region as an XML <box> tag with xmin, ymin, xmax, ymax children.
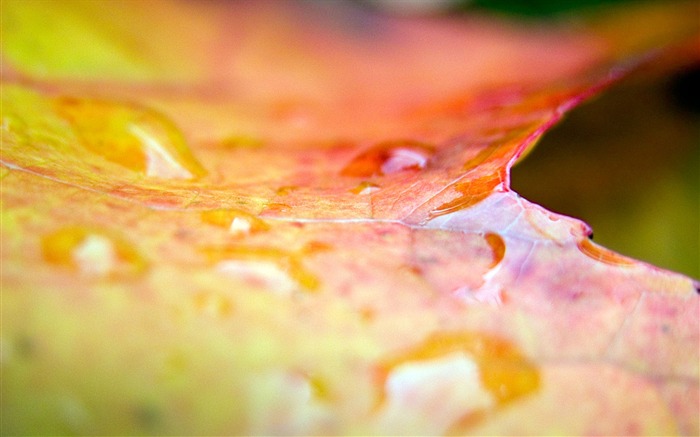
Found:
<box><xmin>1</xmin><ymin>1</ymin><xmax>698</xmax><ymax>435</ymax></box>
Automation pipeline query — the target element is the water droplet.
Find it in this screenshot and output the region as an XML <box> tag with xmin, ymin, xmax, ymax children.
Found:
<box><xmin>429</xmin><ymin>173</ymin><xmax>503</xmax><ymax>219</ymax></box>
<box><xmin>192</xmin><ymin>290</ymin><xmax>234</xmax><ymax>318</ymax></box>
<box><xmin>301</xmin><ymin>241</ymin><xmax>333</xmax><ymax>255</ymax></box>
<box><xmin>341</xmin><ymin>140</ymin><xmax>434</xmax><ymax>178</ymax></box>
<box><xmin>264</xmin><ymin>203</ymin><xmax>292</xmax><ymax>214</ymax></box>
<box><xmin>53</xmin><ymin>97</ymin><xmax>206</xmax><ymax>179</ymax></box>
<box><xmin>350</xmin><ymin>181</ymin><xmax>380</xmax><ymax>195</ymax></box>
<box><xmin>201</xmin><ymin>245</ymin><xmax>320</xmax><ymax>292</ymax></box>
<box><xmin>484</xmin><ymin>233</ymin><xmax>505</xmax><ymax>268</ymax></box>
<box><xmin>42</xmin><ymin>226</ymin><xmax>146</xmax><ymax>275</ymax></box>
<box><xmin>276</xmin><ymin>186</ymin><xmax>298</xmax><ymax>196</ymax></box>
<box><xmin>577</xmin><ymin>238</ymin><xmax>635</xmax><ymax>266</ymax></box>
<box><xmin>375</xmin><ymin>332</ymin><xmax>539</xmax><ymax>431</ymax></box>
<box><xmin>200</xmin><ymin>209</ymin><xmax>270</xmax><ymax>236</ymax></box>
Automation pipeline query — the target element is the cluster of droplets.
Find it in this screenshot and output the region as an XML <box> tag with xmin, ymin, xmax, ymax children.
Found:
<box><xmin>28</xmin><ymin>90</ymin><xmax>647</xmax><ymax>435</ymax></box>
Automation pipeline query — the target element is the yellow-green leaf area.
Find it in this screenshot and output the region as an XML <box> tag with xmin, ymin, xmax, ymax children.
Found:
<box><xmin>1</xmin><ymin>0</ymin><xmax>203</xmax><ymax>81</ymax></box>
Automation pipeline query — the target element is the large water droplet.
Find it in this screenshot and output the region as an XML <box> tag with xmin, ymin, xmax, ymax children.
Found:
<box><xmin>341</xmin><ymin>140</ymin><xmax>434</xmax><ymax>178</ymax></box>
<box><xmin>42</xmin><ymin>226</ymin><xmax>146</xmax><ymax>275</ymax></box>
<box><xmin>374</xmin><ymin>353</ymin><xmax>493</xmax><ymax>435</ymax></box>
<box><xmin>374</xmin><ymin>332</ymin><xmax>539</xmax><ymax>431</ymax></box>
<box><xmin>428</xmin><ymin>173</ymin><xmax>503</xmax><ymax>219</ymax></box>
<box><xmin>53</xmin><ymin>97</ymin><xmax>206</xmax><ymax>179</ymax></box>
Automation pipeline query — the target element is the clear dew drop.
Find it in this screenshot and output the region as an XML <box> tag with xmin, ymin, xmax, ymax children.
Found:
<box><xmin>341</xmin><ymin>140</ymin><xmax>434</xmax><ymax>178</ymax></box>
<box><xmin>200</xmin><ymin>209</ymin><xmax>270</xmax><ymax>236</ymax></box>
<box><xmin>350</xmin><ymin>181</ymin><xmax>380</xmax><ymax>195</ymax></box>
<box><xmin>53</xmin><ymin>96</ymin><xmax>206</xmax><ymax>179</ymax></box>
<box><xmin>264</xmin><ymin>203</ymin><xmax>293</xmax><ymax>214</ymax></box>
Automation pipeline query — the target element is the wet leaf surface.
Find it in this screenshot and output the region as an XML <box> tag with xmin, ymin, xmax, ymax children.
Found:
<box><xmin>1</xmin><ymin>1</ymin><xmax>698</xmax><ymax>435</ymax></box>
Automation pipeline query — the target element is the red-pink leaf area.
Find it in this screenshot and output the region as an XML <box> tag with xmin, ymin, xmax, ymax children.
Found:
<box><xmin>1</xmin><ymin>1</ymin><xmax>698</xmax><ymax>435</ymax></box>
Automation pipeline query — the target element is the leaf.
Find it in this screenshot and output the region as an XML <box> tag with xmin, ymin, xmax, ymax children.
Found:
<box><xmin>1</xmin><ymin>1</ymin><xmax>698</xmax><ymax>435</ymax></box>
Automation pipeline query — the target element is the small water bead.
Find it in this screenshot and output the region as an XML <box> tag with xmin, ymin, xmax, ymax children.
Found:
<box><xmin>276</xmin><ymin>186</ymin><xmax>298</xmax><ymax>196</ymax></box>
<box><xmin>350</xmin><ymin>181</ymin><xmax>380</xmax><ymax>195</ymax></box>
<box><xmin>264</xmin><ymin>203</ymin><xmax>292</xmax><ymax>214</ymax></box>
<box><xmin>428</xmin><ymin>172</ymin><xmax>503</xmax><ymax>219</ymax></box>
<box><xmin>341</xmin><ymin>140</ymin><xmax>435</xmax><ymax>178</ymax></box>
<box><xmin>300</xmin><ymin>241</ymin><xmax>333</xmax><ymax>255</ymax></box>
<box><xmin>200</xmin><ymin>209</ymin><xmax>270</xmax><ymax>236</ymax></box>
<box><xmin>42</xmin><ymin>226</ymin><xmax>146</xmax><ymax>275</ymax></box>
<box><xmin>53</xmin><ymin>96</ymin><xmax>206</xmax><ymax>179</ymax></box>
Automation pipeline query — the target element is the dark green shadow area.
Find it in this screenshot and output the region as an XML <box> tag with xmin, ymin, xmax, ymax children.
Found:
<box><xmin>459</xmin><ymin>0</ymin><xmax>635</xmax><ymax>17</ymax></box>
